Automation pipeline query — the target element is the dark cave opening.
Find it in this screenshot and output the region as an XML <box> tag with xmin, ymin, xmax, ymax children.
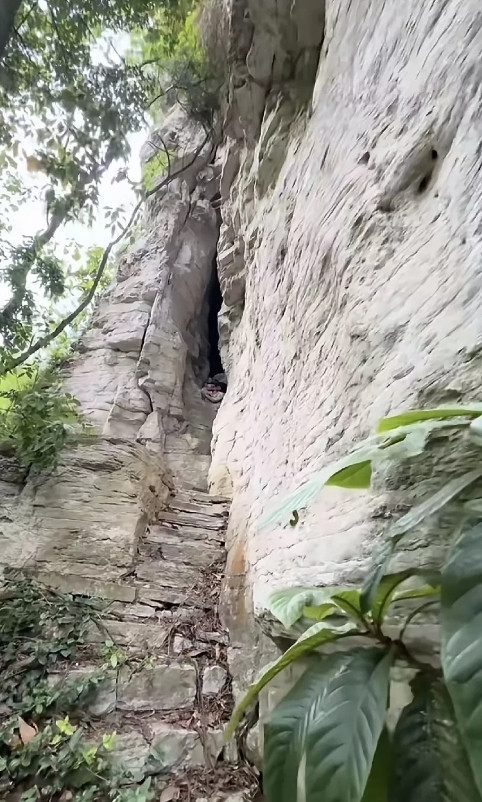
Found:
<box><xmin>207</xmin><ymin>257</ymin><xmax>224</xmax><ymax>379</ymax></box>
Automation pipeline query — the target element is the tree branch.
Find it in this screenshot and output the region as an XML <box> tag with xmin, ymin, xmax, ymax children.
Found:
<box><xmin>1</xmin><ymin>125</ymin><xmax>215</xmax><ymax>376</ymax></box>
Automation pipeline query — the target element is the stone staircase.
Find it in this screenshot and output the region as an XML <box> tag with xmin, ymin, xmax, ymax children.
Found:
<box><xmin>52</xmin><ymin>488</ymin><xmax>258</xmax><ymax>801</ymax></box>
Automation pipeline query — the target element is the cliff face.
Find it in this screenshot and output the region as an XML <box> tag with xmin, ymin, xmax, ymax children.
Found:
<box><xmin>211</xmin><ymin>0</ymin><xmax>482</xmax><ymax>635</ymax></box>
<box><xmin>2</xmin><ymin>0</ymin><xmax>482</xmax><ymax>786</ymax></box>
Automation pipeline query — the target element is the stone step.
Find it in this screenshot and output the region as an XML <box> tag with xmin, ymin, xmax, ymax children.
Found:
<box><xmin>136</xmin><ymin>559</ymin><xmax>199</xmax><ymax>590</ymax></box>
<box><xmin>159</xmin><ymin>509</ymin><xmax>226</xmax><ymax>531</ymax></box>
<box><xmin>167</xmin><ymin>497</ymin><xmax>229</xmax><ymax>517</ymax></box>
<box><xmin>118</xmin><ymin>661</ymin><xmax>196</xmax><ymax>711</ymax></box>
<box><xmin>106</xmin><ymin>722</ymin><xmax>234</xmax><ymax>781</ymax></box>
<box><xmin>171</xmin><ymin>489</ymin><xmax>230</xmax><ymax>506</ymax></box>
<box><xmin>142</xmin><ymin>531</ymin><xmax>224</xmax><ymax>567</ymax></box>
<box><xmin>147</xmin><ymin>522</ymin><xmax>225</xmax><ymax>544</ymax></box>
<box><xmin>86</xmin><ymin>618</ymin><xmax>169</xmax><ymax>650</ymax></box>
<box><xmin>134</xmin><ymin>560</ymin><xmax>213</xmax><ymax>607</ymax></box>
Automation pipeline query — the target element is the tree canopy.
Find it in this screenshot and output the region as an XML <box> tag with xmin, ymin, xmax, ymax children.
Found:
<box><xmin>0</xmin><ymin>0</ymin><xmax>201</xmax><ymax>375</ymax></box>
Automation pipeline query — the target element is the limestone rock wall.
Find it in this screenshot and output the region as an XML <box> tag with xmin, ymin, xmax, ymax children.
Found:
<box><xmin>211</xmin><ymin>0</ymin><xmax>482</xmax><ymax>634</ymax></box>
<box><xmin>0</xmin><ymin>109</ymin><xmax>258</xmax><ymax>796</ymax></box>
<box><xmin>0</xmin><ymin>109</ymin><xmax>221</xmax><ymax>590</ymax></box>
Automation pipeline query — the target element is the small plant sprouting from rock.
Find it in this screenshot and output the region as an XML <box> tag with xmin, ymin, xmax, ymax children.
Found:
<box><xmin>228</xmin><ymin>403</ymin><xmax>482</xmax><ymax>802</ymax></box>
<box><xmin>0</xmin><ymin>572</ymin><xmax>153</xmax><ymax>801</ymax></box>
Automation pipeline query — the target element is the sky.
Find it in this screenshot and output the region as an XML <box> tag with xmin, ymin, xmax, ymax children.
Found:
<box><xmin>0</xmin><ymin>31</ymin><xmax>147</xmax><ymax>310</ymax></box>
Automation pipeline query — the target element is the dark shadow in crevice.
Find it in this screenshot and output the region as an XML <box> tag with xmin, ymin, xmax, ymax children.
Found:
<box><xmin>207</xmin><ymin>256</ymin><xmax>224</xmax><ymax>378</ymax></box>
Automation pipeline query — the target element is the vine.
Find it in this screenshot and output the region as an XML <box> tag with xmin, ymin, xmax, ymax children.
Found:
<box><xmin>0</xmin><ymin>572</ymin><xmax>152</xmax><ymax>801</ymax></box>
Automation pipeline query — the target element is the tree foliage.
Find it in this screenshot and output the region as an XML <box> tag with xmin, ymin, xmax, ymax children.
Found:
<box><xmin>227</xmin><ymin>403</ymin><xmax>482</xmax><ymax>802</ymax></box>
<box><xmin>0</xmin><ymin>0</ymin><xmax>221</xmax><ymax>466</ymax></box>
<box><xmin>0</xmin><ymin>0</ymin><xmax>213</xmax><ymax>371</ymax></box>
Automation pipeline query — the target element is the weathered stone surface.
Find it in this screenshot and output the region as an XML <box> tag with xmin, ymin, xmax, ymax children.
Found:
<box><xmin>136</xmin><ymin>559</ymin><xmax>200</xmax><ymax>590</ymax></box>
<box><xmin>111</xmin><ymin>731</ymin><xmax>150</xmax><ymax>782</ymax></box>
<box><xmin>34</xmin><ymin>572</ymin><xmax>136</xmax><ymax>603</ymax></box>
<box><xmin>0</xmin><ymin>440</ymin><xmax>168</xmax><ymax>581</ymax></box>
<box><xmin>147</xmin><ymin>722</ymin><xmax>204</xmax><ymax>769</ymax></box>
<box><xmin>48</xmin><ymin>667</ymin><xmax>117</xmax><ymax>716</ymax></box>
<box><xmin>117</xmin><ymin>662</ymin><xmax>196</xmax><ymax>710</ymax></box>
<box><xmin>159</xmin><ymin>510</ymin><xmax>225</xmax><ymax>531</ymax></box>
<box><xmin>211</xmin><ymin>0</ymin><xmax>482</xmax><ymax>623</ymax></box>
<box><xmin>202</xmin><ymin>665</ymin><xmax>228</xmax><ymax>696</ymax></box>
<box><xmin>146</xmin><ymin>531</ymin><xmax>224</xmax><ymax>567</ymax></box>
<box><xmin>86</xmin><ymin>619</ymin><xmax>169</xmax><ymax>650</ymax></box>
<box><xmin>147</xmin><ymin>523</ymin><xmax>225</xmax><ymax>544</ymax></box>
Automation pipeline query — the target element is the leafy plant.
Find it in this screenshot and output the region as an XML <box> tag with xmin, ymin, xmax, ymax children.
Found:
<box><xmin>0</xmin><ymin>365</ymin><xmax>89</xmax><ymax>469</ymax></box>
<box><xmin>0</xmin><ymin>572</ymin><xmax>154</xmax><ymax>800</ymax></box>
<box><xmin>228</xmin><ymin>403</ymin><xmax>482</xmax><ymax>802</ymax></box>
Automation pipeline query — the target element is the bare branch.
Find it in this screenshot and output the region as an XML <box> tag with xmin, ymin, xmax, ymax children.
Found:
<box><xmin>1</xmin><ymin>126</ymin><xmax>216</xmax><ymax>376</ymax></box>
<box><xmin>147</xmin><ymin>133</ymin><xmax>172</xmax><ymax>176</ymax></box>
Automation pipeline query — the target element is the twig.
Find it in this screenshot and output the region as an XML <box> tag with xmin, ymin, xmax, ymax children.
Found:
<box><xmin>1</xmin><ymin>124</ymin><xmax>215</xmax><ymax>375</ymax></box>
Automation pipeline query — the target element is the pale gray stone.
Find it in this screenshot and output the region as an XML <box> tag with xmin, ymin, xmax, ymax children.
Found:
<box><xmin>202</xmin><ymin>665</ymin><xmax>228</xmax><ymax>696</ymax></box>
<box><xmin>146</xmin><ymin>723</ymin><xmax>204</xmax><ymax>770</ymax></box>
<box><xmin>117</xmin><ymin>662</ymin><xmax>196</xmax><ymax>710</ymax></box>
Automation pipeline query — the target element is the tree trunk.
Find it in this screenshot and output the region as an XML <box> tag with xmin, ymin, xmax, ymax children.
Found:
<box><xmin>0</xmin><ymin>0</ymin><xmax>22</xmax><ymax>60</ymax></box>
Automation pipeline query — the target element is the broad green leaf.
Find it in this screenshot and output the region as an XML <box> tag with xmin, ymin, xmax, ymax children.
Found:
<box><xmin>268</xmin><ymin>587</ymin><xmax>342</xmax><ymax>629</ymax></box>
<box><xmin>442</xmin><ymin>522</ymin><xmax>482</xmax><ymax>797</ymax></box>
<box><xmin>389</xmin><ymin>468</ymin><xmax>482</xmax><ymax>540</ymax></box>
<box><xmin>268</xmin><ymin>587</ymin><xmax>363</xmax><ymax>629</ymax></box>
<box><xmin>361</xmin><ymin>727</ymin><xmax>392</xmax><ymax>802</ymax></box>
<box><xmin>259</xmin><ymin>442</ymin><xmax>381</xmax><ymax>529</ymax></box>
<box><xmin>264</xmin><ymin>654</ymin><xmax>346</xmax><ymax>802</ymax></box>
<box><xmin>393</xmin><ymin>584</ymin><xmax>440</xmax><ymax>602</ymax></box>
<box><xmin>330</xmin><ymin>589</ymin><xmax>364</xmax><ymax>623</ymax></box>
<box><xmin>303</xmin><ymin>604</ymin><xmax>337</xmax><ymax>621</ymax></box>
<box><xmin>377</xmin><ymin>406</ymin><xmax>482</xmax><ymax>433</ymax></box>
<box><xmin>225</xmin><ymin>621</ymin><xmax>357</xmax><ymax>738</ymax></box>
<box><xmin>370</xmin><ymin>571</ymin><xmax>412</xmax><ymax>624</ymax></box>
<box><xmin>304</xmin><ymin>647</ymin><xmax>393</xmax><ymax>802</ymax></box>
<box><xmin>362</xmin><ymin>469</ymin><xmax>482</xmax><ymax>613</ymax></box>
<box><xmin>361</xmin><ymin>540</ymin><xmax>397</xmax><ymax>614</ymax></box>
<box><xmin>326</xmin><ymin>460</ymin><xmax>372</xmax><ymax>489</ymax></box>
<box><xmin>391</xmin><ymin>673</ymin><xmax>481</xmax><ymax>802</ymax></box>
<box><xmin>259</xmin><ymin>421</ymin><xmax>457</xmax><ymax>531</ymax></box>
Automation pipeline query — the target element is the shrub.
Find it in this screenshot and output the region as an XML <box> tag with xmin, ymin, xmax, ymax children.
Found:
<box><xmin>228</xmin><ymin>403</ymin><xmax>482</xmax><ymax>802</ymax></box>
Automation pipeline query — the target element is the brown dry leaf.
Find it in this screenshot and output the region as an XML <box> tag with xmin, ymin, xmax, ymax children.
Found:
<box><xmin>160</xmin><ymin>786</ymin><xmax>180</xmax><ymax>801</ymax></box>
<box><xmin>18</xmin><ymin>717</ymin><xmax>38</xmax><ymax>745</ymax></box>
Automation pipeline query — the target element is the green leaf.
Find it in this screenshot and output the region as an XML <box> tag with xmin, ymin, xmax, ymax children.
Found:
<box><xmin>303</xmin><ymin>604</ymin><xmax>337</xmax><ymax>621</ymax></box>
<box><xmin>267</xmin><ymin>587</ymin><xmax>341</xmax><ymax>629</ymax></box>
<box><xmin>259</xmin><ymin>421</ymin><xmax>454</xmax><ymax>531</ymax></box>
<box><xmin>361</xmin><ymin>727</ymin><xmax>392</xmax><ymax>802</ymax></box>
<box><xmin>376</xmin><ymin>406</ymin><xmax>482</xmax><ymax>433</ymax></box>
<box><xmin>264</xmin><ymin>653</ymin><xmax>346</xmax><ymax>802</ymax></box>
<box><xmin>361</xmin><ymin>469</ymin><xmax>482</xmax><ymax>613</ymax></box>
<box><xmin>267</xmin><ymin>586</ymin><xmax>362</xmax><ymax>629</ymax></box>
<box><xmin>393</xmin><ymin>583</ymin><xmax>440</xmax><ymax>602</ymax></box>
<box><xmin>441</xmin><ymin>522</ymin><xmax>482</xmax><ymax>797</ymax></box>
<box><xmin>225</xmin><ymin>621</ymin><xmax>357</xmax><ymax>738</ymax></box>
<box><xmin>330</xmin><ymin>589</ymin><xmax>364</xmax><ymax>623</ymax></box>
<box><xmin>361</xmin><ymin>540</ymin><xmax>397</xmax><ymax>615</ymax></box>
<box><xmin>390</xmin><ymin>468</ymin><xmax>482</xmax><ymax>540</ymax></box>
<box><xmin>304</xmin><ymin>647</ymin><xmax>393</xmax><ymax>802</ymax></box>
<box><xmin>326</xmin><ymin>460</ymin><xmax>372</xmax><ymax>489</ymax></box>
<box><xmin>391</xmin><ymin>673</ymin><xmax>481</xmax><ymax>802</ymax></box>
<box><xmin>258</xmin><ymin>440</ymin><xmax>385</xmax><ymax>529</ymax></box>
<box><xmin>370</xmin><ymin>571</ymin><xmax>412</xmax><ymax>624</ymax></box>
